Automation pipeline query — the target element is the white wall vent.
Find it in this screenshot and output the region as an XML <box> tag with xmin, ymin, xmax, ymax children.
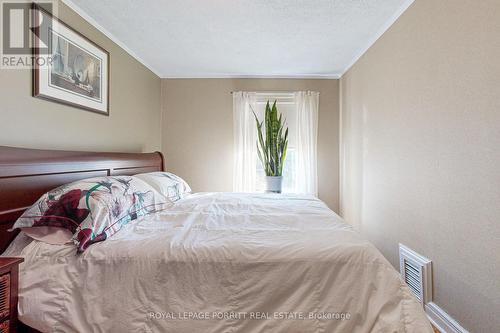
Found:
<box><xmin>399</xmin><ymin>244</ymin><xmax>432</xmax><ymax>305</ymax></box>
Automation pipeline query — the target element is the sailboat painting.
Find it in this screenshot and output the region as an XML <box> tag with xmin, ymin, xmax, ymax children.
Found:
<box><xmin>50</xmin><ymin>32</ymin><xmax>101</xmax><ymax>102</ymax></box>
<box><xmin>33</xmin><ymin>6</ymin><xmax>109</xmax><ymax>115</ymax></box>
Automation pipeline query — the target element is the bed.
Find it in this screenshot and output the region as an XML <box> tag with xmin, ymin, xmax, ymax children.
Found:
<box><xmin>0</xmin><ymin>146</ymin><xmax>433</xmax><ymax>333</ymax></box>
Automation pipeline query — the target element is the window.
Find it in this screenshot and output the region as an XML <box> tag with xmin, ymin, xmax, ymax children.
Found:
<box><xmin>233</xmin><ymin>91</ymin><xmax>319</xmax><ymax>195</ymax></box>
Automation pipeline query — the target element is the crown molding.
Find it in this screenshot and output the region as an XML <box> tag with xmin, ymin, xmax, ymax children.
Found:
<box><xmin>60</xmin><ymin>0</ymin><xmax>161</xmax><ymax>77</ymax></box>
<box><xmin>339</xmin><ymin>0</ymin><xmax>415</xmax><ymax>77</ymax></box>
<box><xmin>162</xmin><ymin>74</ymin><xmax>340</xmax><ymax>79</ymax></box>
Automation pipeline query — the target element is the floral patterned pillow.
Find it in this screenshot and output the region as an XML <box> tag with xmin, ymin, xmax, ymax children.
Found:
<box><xmin>134</xmin><ymin>172</ymin><xmax>191</xmax><ymax>202</ymax></box>
<box><xmin>12</xmin><ymin>176</ymin><xmax>168</xmax><ymax>253</ymax></box>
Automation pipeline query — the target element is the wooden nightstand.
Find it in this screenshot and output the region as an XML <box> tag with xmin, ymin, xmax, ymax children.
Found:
<box><xmin>0</xmin><ymin>258</ymin><xmax>23</xmax><ymax>333</ymax></box>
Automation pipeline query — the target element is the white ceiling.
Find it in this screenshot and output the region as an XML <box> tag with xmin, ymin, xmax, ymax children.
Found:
<box><xmin>64</xmin><ymin>0</ymin><xmax>414</xmax><ymax>78</ymax></box>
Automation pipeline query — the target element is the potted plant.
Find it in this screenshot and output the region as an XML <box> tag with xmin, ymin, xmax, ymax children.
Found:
<box><xmin>253</xmin><ymin>100</ymin><xmax>288</xmax><ymax>193</ymax></box>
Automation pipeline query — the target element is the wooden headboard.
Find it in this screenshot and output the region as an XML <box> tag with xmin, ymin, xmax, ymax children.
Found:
<box><xmin>0</xmin><ymin>146</ymin><xmax>164</xmax><ymax>253</ymax></box>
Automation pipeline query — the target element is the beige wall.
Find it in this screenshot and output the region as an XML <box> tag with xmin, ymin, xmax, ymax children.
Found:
<box><xmin>340</xmin><ymin>1</ymin><xmax>500</xmax><ymax>332</ymax></box>
<box><xmin>162</xmin><ymin>79</ymin><xmax>340</xmax><ymax>211</ymax></box>
<box><xmin>0</xmin><ymin>1</ymin><xmax>161</xmax><ymax>153</ymax></box>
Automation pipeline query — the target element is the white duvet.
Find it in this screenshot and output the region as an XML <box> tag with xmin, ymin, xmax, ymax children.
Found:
<box><xmin>13</xmin><ymin>193</ymin><xmax>432</xmax><ymax>333</ymax></box>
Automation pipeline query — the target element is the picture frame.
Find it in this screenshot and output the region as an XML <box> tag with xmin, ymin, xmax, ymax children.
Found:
<box><xmin>32</xmin><ymin>4</ymin><xmax>110</xmax><ymax>115</ymax></box>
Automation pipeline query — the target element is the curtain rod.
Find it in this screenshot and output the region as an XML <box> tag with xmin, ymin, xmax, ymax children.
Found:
<box><xmin>230</xmin><ymin>91</ymin><xmax>294</xmax><ymax>94</ymax></box>
<box><xmin>229</xmin><ymin>91</ymin><xmax>320</xmax><ymax>95</ymax></box>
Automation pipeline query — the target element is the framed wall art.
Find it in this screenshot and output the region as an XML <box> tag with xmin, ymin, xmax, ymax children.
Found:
<box><xmin>32</xmin><ymin>5</ymin><xmax>109</xmax><ymax>115</ymax></box>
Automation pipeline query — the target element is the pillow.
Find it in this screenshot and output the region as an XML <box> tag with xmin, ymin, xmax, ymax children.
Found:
<box><xmin>12</xmin><ymin>176</ymin><xmax>168</xmax><ymax>253</ymax></box>
<box><xmin>134</xmin><ymin>172</ymin><xmax>191</xmax><ymax>202</ymax></box>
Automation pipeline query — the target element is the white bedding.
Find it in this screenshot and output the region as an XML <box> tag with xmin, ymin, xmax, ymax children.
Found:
<box><xmin>12</xmin><ymin>192</ymin><xmax>432</xmax><ymax>333</ymax></box>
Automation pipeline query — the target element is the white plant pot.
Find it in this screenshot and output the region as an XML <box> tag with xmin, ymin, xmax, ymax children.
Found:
<box><xmin>265</xmin><ymin>176</ymin><xmax>283</xmax><ymax>193</ymax></box>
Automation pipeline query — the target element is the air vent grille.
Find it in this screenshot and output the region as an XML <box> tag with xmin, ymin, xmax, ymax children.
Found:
<box><xmin>399</xmin><ymin>244</ymin><xmax>432</xmax><ymax>305</ymax></box>
<box><xmin>404</xmin><ymin>260</ymin><xmax>422</xmax><ymax>301</ymax></box>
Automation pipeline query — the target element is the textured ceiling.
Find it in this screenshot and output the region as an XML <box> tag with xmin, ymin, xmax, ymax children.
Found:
<box><xmin>65</xmin><ymin>0</ymin><xmax>414</xmax><ymax>78</ymax></box>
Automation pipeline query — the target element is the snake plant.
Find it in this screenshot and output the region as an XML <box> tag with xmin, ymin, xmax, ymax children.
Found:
<box><xmin>253</xmin><ymin>101</ymin><xmax>289</xmax><ymax>177</ymax></box>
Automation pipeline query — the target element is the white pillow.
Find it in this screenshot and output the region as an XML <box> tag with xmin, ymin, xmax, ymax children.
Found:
<box><xmin>134</xmin><ymin>172</ymin><xmax>191</xmax><ymax>202</ymax></box>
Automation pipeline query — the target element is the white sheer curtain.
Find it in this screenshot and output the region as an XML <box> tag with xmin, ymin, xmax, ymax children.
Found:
<box><xmin>294</xmin><ymin>91</ymin><xmax>319</xmax><ymax>196</ymax></box>
<box><xmin>233</xmin><ymin>92</ymin><xmax>257</xmax><ymax>192</ymax></box>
